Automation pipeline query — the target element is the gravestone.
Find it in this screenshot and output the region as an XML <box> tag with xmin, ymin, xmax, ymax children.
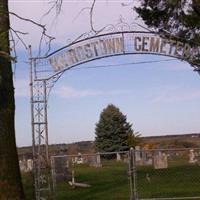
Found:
<box><xmin>116</xmin><ymin>153</ymin><xmax>121</xmax><ymax>161</ymax></box>
<box><xmin>135</xmin><ymin>147</ymin><xmax>150</xmax><ymax>166</ymax></box>
<box><xmin>89</xmin><ymin>153</ymin><xmax>102</xmax><ymax>167</ymax></box>
<box><xmin>122</xmin><ymin>153</ymin><xmax>129</xmax><ymax>163</ymax></box>
<box><xmin>19</xmin><ymin>160</ymin><xmax>27</xmax><ymax>172</ymax></box>
<box><xmin>53</xmin><ymin>156</ymin><xmax>71</xmax><ymax>182</ymax></box>
<box><xmin>154</xmin><ymin>152</ymin><xmax>168</xmax><ymax>169</ymax></box>
<box><xmin>135</xmin><ymin>146</ymin><xmax>142</xmax><ymax>162</ymax></box>
<box><xmin>96</xmin><ymin>153</ymin><xmax>102</xmax><ymax>167</ymax></box>
<box><xmin>141</xmin><ymin>150</ymin><xmax>147</xmax><ymax>162</ymax></box>
<box><xmin>146</xmin><ymin>158</ymin><xmax>153</xmax><ymax>165</ymax></box>
<box><xmin>27</xmin><ymin>159</ymin><xmax>33</xmax><ymax>171</ymax></box>
<box><xmin>189</xmin><ymin>149</ymin><xmax>197</xmax><ymax>164</ymax></box>
<box><xmin>75</xmin><ymin>153</ymin><xmax>84</xmax><ymax>164</ymax></box>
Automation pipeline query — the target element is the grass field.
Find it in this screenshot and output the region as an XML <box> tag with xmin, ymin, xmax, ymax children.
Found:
<box><xmin>137</xmin><ymin>165</ymin><xmax>200</xmax><ymax>198</ymax></box>
<box><xmin>22</xmin><ymin>160</ymin><xmax>200</xmax><ymax>200</ymax></box>
<box><xmin>56</xmin><ymin>161</ymin><xmax>129</xmax><ymax>200</ymax></box>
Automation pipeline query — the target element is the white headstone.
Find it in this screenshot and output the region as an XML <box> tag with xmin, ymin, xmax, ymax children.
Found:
<box><xmin>89</xmin><ymin>153</ymin><xmax>102</xmax><ymax>167</ymax></box>
<box><xmin>116</xmin><ymin>153</ymin><xmax>121</xmax><ymax>161</ymax></box>
<box><xmin>154</xmin><ymin>153</ymin><xmax>168</xmax><ymax>169</ymax></box>
<box><xmin>27</xmin><ymin>159</ymin><xmax>33</xmax><ymax>171</ymax></box>
<box><xmin>96</xmin><ymin>153</ymin><xmax>102</xmax><ymax>167</ymax></box>
<box><xmin>19</xmin><ymin>160</ymin><xmax>27</xmax><ymax>172</ymax></box>
<box><xmin>135</xmin><ymin>146</ymin><xmax>142</xmax><ymax>162</ymax></box>
<box><xmin>76</xmin><ymin>153</ymin><xmax>83</xmax><ymax>164</ymax></box>
<box><xmin>189</xmin><ymin>149</ymin><xmax>197</xmax><ymax>164</ymax></box>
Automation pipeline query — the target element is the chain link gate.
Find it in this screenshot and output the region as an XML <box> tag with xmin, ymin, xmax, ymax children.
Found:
<box><xmin>50</xmin><ymin>151</ymin><xmax>136</xmax><ymax>199</ymax></box>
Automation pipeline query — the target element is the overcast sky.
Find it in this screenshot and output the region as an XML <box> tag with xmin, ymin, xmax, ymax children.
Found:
<box><xmin>9</xmin><ymin>0</ymin><xmax>200</xmax><ymax>147</ymax></box>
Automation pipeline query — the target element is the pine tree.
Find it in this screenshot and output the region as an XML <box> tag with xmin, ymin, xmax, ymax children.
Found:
<box><xmin>95</xmin><ymin>104</ymin><xmax>139</xmax><ymax>152</ymax></box>
<box><xmin>127</xmin><ymin>130</ymin><xmax>141</xmax><ymax>149</ymax></box>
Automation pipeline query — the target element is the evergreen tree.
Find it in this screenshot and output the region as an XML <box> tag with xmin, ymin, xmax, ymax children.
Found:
<box><xmin>136</xmin><ymin>0</ymin><xmax>200</xmax><ymax>42</ymax></box>
<box><xmin>136</xmin><ymin>1</ymin><xmax>200</xmax><ymax>41</ymax></box>
<box><xmin>127</xmin><ymin>130</ymin><xmax>141</xmax><ymax>149</ymax></box>
<box><xmin>95</xmin><ymin>104</ymin><xmax>138</xmax><ymax>152</ymax></box>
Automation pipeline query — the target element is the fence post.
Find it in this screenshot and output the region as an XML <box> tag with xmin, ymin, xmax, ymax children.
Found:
<box><xmin>129</xmin><ymin>147</ymin><xmax>138</xmax><ymax>200</ymax></box>
<box><xmin>51</xmin><ymin>157</ymin><xmax>56</xmax><ymax>198</ymax></box>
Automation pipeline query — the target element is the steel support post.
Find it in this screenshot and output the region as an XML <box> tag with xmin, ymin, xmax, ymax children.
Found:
<box><xmin>29</xmin><ymin>47</ymin><xmax>52</xmax><ymax>199</ymax></box>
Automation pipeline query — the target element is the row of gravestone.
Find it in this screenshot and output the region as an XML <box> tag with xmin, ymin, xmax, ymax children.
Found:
<box><xmin>73</xmin><ymin>153</ymin><xmax>130</xmax><ymax>166</ymax></box>
<box><xmin>52</xmin><ymin>152</ymin><xmax>168</xmax><ymax>183</ymax></box>
<box><xmin>19</xmin><ymin>148</ymin><xmax>199</xmax><ymax>173</ymax></box>
<box><xmin>153</xmin><ymin>150</ymin><xmax>199</xmax><ymax>169</ymax></box>
<box><xmin>134</xmin><ymin>147</ymin><xmax>199</xmax><ymax>169</ymax></box>
<box><xmin>71</xmin><ymin>153</ymin><xmax>102</xmax><ymax>167</ymax></box>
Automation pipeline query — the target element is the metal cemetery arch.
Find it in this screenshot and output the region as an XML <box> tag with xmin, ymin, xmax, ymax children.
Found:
<box><xmin>29</xmin><ymin>28</ymin><xmax>200</xmax><ymax>199</ymax></box>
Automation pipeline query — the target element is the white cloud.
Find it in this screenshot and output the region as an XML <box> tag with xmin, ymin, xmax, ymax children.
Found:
<box><xmin>13</xmin><ymin>78</ymin><xmax>132</xmax><ymax>99</ymax></box>
<box><xmin>53</xmin><ymin>85</ymin><xmax>131</xmax><ymax>99</ymax></box>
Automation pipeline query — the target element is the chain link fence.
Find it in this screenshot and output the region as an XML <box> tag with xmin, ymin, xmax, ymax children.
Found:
<box><xmin>51</xmin><ymin>151</ymin><xmax>130</xmax><ymax>200</ymax></box>
<box><xmin>50</xmin><ymin>148</ymin><xmax>200</xmax><ymax>200</ymax></box>
<box><xmin>135</xmin><ymin>148</ymin><xmax>200</xmax><ymax>200</ymax></box>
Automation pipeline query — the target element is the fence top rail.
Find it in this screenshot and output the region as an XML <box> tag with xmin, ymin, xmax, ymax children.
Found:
<box><xmin>51</xmin><ymin>151</ymin><xmax>129</xmax><ymax>158</ymax></box>
<box><xmin>50</xmin><ymin>147</ymin><xmax>200</xmax><ymax>158</ymax></box>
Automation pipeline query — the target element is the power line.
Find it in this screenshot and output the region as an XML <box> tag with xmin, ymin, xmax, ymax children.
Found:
<box><xmin>70</xmin><ymin>58</ymin><xmax>177</xmax><ymax>71</ymax></box>
<box><xmin>35</xmin><ymin>58</ymin><xmax>178</xmax><ymax>74</ymax></box>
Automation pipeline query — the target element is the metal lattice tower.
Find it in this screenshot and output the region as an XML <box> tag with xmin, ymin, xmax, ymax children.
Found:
<box><xmin>30</xmin><ymin>57</ymin><xmax>51</xmax><ymax>199</ymax></box>
<box><xmin>31</xmin><ymin>81</ymin><xmax>51</xmax><ymax>200</ymax></box>
<box><xmin>29</xmin><ymin>46</ymin><xmax>63</xmax><ymax>199</ymax></box>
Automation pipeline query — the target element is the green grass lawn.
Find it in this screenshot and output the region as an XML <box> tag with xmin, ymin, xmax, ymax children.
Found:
<box><xmin>22</xmin><ymin>161</ymin><xmax>200</xmax><ymax>200</ymax></box>
<box><xmin>22</xmin><ymin>172</ymin><xmax>35</xmax><ymax>199</ymax></box>
<box><xmin>137</xmin><ymin>165</ymin><xmax>200</xmax><ymax>198</ymax></box>
<box><xmin>56</xmin><ymin>161</ymin><xmax>129</xmax><ymax>200</ymax></box>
